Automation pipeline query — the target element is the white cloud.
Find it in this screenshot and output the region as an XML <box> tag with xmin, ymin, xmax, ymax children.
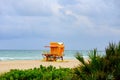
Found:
<box><xmin>0</xmin><ymin>0</ymin><xmax>119</xmax><ymax>36</ymax></box>
<box><xmin>0</xmin><ymin>0</ymin><xmax>62</xmax><ymax>16</ymax></box>
<box><xmin>65</xmin><ymin>10</ymin><xmax>73</xmax><ymax>15</ymax></box>
<box><xmin>0</xmin><ymin>0</ymin><xmax>120</xmax><ymax>50</ymax></box>
<box><xmin>59</xmin><ymin>0</ymin><xmax>120</xmax><ymax>37</ymax></box>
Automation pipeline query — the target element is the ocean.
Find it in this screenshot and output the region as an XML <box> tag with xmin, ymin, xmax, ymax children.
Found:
<box><xmin>0</xmin><ymin>50</ymin><xmax>105</xmax><ymax>61</ymax></box>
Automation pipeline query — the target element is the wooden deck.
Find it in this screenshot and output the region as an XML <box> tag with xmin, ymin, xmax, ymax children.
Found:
<box><xmin>42</xmin><ymin>53</ymin><xmax>63</xmax><ymax>61</ymax></box>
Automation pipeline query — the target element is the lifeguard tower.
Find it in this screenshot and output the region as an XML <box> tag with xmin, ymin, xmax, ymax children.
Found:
<box><xmin>42</xmin><ymin>42</ymin><xmax>64</xmax><ymax>61</ymax></box>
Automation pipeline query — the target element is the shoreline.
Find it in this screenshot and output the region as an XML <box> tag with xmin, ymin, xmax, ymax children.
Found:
<box><xmin>0</xmin><ymin>59</ymin><xmax>80</xmax><ymax>73</ymax></box>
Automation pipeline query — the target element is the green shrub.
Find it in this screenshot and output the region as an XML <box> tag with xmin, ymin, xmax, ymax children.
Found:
<box><xmin>0</xmin><ymin>65</ymin><xmax>72</xmax><ymax>80</ymax></box>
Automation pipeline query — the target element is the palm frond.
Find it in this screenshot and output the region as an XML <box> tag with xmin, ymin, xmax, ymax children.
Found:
<box><xmin>75</xmin><ymin>52</ymin><xmax>86</xmax><ymax>66</ymax></box>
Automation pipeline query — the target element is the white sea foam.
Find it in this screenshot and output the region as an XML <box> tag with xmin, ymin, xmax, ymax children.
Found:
<box><xmin>0</xmin><ymin>57</ymin><xmax>14</xmax><ymax>61</ymax></box>
<box><xmin>0</xmin><ymin>50</ymin><xmax>105</xmax><ymax>61</ymax></box>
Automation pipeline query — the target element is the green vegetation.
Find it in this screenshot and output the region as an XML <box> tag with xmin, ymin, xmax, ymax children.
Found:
<box><xmin>0</xmin><ymin>42</ymin><xmax>120</xmax><ymax>80</ymax></box>
<box><xmin>0</xmin><ymin>65</ymin><xmax>72</xmax><ymax>80</ymax></box>
<box><xmin>73</xmin><ymin>42</ymin><xmax>120</xmax><ymax>80</ymax></box>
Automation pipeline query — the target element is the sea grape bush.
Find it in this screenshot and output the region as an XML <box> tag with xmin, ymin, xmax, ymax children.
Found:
<box><xmin>0</xmin><ymin>65</ymin><xmax>73</xmax><ymax>80</ymax></box>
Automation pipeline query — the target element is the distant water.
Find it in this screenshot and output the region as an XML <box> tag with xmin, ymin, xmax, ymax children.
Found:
<box><xmin>0</xmin><ymin>50</ymin><xmax>105</xmax><ymax>61</ymax></box>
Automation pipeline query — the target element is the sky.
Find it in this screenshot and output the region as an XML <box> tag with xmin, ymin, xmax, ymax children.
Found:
<box><xmin>0</xmin><ymin>0</ymin><xmax>120</xmax><ymax>50</ymax></box>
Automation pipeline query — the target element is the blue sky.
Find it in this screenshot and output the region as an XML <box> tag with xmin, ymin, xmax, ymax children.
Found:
<box><xmin>0</xmin><ymin>0</ymin><xmax>120</xmax><ymax>50</ymax></box>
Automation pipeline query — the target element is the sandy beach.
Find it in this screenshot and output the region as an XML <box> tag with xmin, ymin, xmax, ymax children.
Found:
<box><xmin>0</xmin><ymin>59</ymin><xmax>80</xmax><ymax>73</ymax></box>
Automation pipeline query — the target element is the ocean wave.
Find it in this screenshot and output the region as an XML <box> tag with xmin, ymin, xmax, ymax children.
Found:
<box><xmin>0</xmin><ymin>57</ymin><xmax>14</xmax><ymax>61</ymax></box>
<box><xmin>0</xmin><ymin>57</ymin><xmax>41</xmax><ymax>61</ymax></box>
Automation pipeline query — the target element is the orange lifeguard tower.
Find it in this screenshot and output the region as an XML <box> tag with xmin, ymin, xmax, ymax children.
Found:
<box><xmin>42</xmin><ymin>42</ymin><xmax>64</xmax><ymax>61</ymax></box>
